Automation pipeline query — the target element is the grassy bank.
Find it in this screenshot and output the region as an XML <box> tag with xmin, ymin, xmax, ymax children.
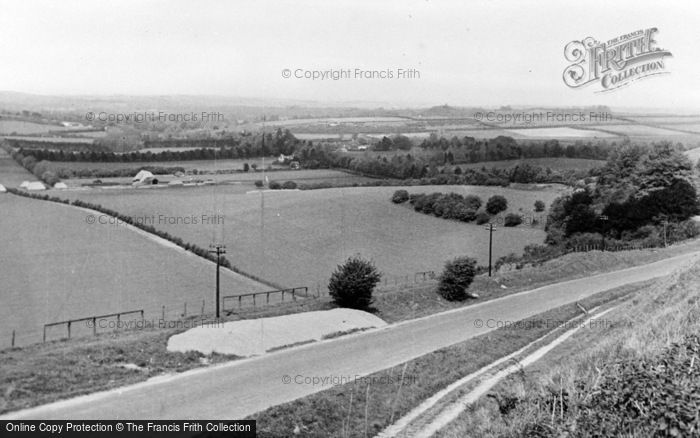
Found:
<box><xmin>248</xmin><ymin>281</ymin><xmax>649</xmax><ymax>437</ymax></box>
<box><xmin>436</xmin><ymin>260</ymin><xmax>700</xmax><ymax>437</ymax></box>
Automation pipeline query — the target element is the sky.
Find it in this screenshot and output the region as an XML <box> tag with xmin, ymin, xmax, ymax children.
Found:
<box><xmin>0</xmin><ymin>0</ymin><xmax>699</xmax><ymax>109</ymax></box>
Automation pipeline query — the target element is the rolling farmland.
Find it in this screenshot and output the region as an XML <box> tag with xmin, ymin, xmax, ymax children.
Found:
<box><xmin>0</xmin><ymin>194</ymin><xmax>270</xmax><ymax>347</ymax></box>
<box><xmin>63</xmin><ymin>184</ymin><xmax>569</xmax><ymax>293</ymax></box>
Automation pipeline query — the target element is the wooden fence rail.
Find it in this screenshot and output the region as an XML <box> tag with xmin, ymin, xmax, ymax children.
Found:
<box><xmin>43</xmin><ymin>309</ymin><xmax>144</xmax><ymax>342</ymax></box>
<box><xmin>222</xmin><ymin>287</ymin><xmax>310</xmax><ymax>314</ymax></box>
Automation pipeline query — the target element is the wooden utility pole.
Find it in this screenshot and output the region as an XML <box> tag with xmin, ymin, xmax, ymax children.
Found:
<box><xmin>484</xmin><ymin>223</ymin><xmax>496</xmax><ymax>276</ymax></box>
<box><xmin>209</xmin><ymin>244</ymin><xmax>227</xmax><ymax>318</ymax></box>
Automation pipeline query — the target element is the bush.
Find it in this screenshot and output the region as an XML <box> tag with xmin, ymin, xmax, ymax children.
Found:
<box><xmin>504</xmin><ymin>213</ymin><xmax>523</xmax><ymax>227</ymax></box>
<box><xmin>254</xmin><ymin>180</ymin><xmax>264</xmax><ymax>188</ymax></box>
<box><xmin>464</xmin><ymin>195</ymin><xmax>482</xmax><ymax>211</ymax></box>
<box><xmin>269</xmin><ymin>181</ymin><xmax>282</xmax><ymax>190</ymax></box>
<box><xmin>243</xmin><ymin>163</ymin><xmax>250</xmax><ymax>172</ymax></box>
<box><xmin>281</xmin><ymin>180</ymin><xmax>297</xmax><ymax>190</ymax></box>
<box><xmin>391</xmin><ymin>189</ymin><xmax>410</xmax><ymax>204</ymax></box>
<box><xmin>437</xmin><ymin>256</ymin><xmax>477</xmax><ymax>301</ymax></box>
<box><xmin>328</xmin><ymin>256</ymin><xmax>381</xmax><ymax>309</ymax></box>
<box><xmin>475</xmin><ymin>212</ymin><xmax>491</xmax><ymax>225</ymax></box>
<box><xmin>454</xmin><ymin>204</ymin><xmax>477</xmax><ymax>222</ymax></box>
<box><xmin>486</xmin><ymin>195</ymin><xmax>508</xmax><ymax>214</ymax></box>
<box><xmin>534</xmin><ymin>200</ymin><xmax>546</xmax><ymax>212</ymax></box>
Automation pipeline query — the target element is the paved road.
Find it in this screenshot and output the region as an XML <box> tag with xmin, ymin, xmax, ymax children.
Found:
<box><xmin>4</xmin><ymin>251</ymin><xmax>698</xmax><ymax>420</ymax></box>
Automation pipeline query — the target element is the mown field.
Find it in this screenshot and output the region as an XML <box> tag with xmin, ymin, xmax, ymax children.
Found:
<box><xmin>63</xmin><ymin>184</ymin><xmax>569</xmax><ymax>293</ymax></box>
<box><xmin>0</xmin><ymin>148</ymin><xmax>36</xmax><ymax>187</ymax></box>
<box><xmin>0</xmin><ymin>194</ymin><xmax>269</xmax><ymax>348</ymax></box>
<box><xmin>46</xmin><ymin>157</ymin><xmax>285</xmax><ymax>173</ymax></box>
<box><xmin>0</xmin><ymin>120</ymin><xmax>65</xmax><ymax>135</ymax></box>
<box><xmin>458</xmin><ymin>157</ymin><xmax>605</xmax><ymax>171</ymax></box>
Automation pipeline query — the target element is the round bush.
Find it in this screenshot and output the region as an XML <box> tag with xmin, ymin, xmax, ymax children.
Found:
<box><xmin>504</xmin><ymin>213</ymin><xmax>523</xmax><ymax>227</ymax></box>
<box><xmin>534</xmin><ymin>200</ymin><xmax>546</xmax><ymax>212</ymax></box>
<box><xmin>475</xmin><ymin>212</ymin><xmax>491</xmax><ymax>225</ymax></box>
<box><xmin>254</xmin><ymin>180</ymin><xmax>263</xmax><ymax>188</ymax></box>
<box><xmin>437</xmin><ymin>256</ymin><xmax>477</xmax><ymax>301</ymax></box>
<box><xmin>392</xmin><ymin>189</ymin><xmax>410</xmax><ymax>203</ymax></box>
<box><xmin>269</xmin><ymin>181</ymin><xmax>282</xmax><ymax>190</ymax></box>
<box><xmin>486</xmin><ymin>195</ymin><xmax>508</xmax><ymax>214</ymax></box>
<box><xmin>328</xmin><ymin>256</ymin><xmax>381</xmax><ymax>309</ymax></box>
<box><xmin>282</xmin><ymin>180</ymin><xmax>297</xmax><ymax>190</ymax></box>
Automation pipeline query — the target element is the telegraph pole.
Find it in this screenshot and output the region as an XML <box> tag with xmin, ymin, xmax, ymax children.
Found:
<box><xmin>484</xmin><ymin>223</ymin><xmax>496</xmax><ymax>276</ymax></box>
<box><xmin>209</xmin><ymin>243</ymin><xmax>227</xmax><ymax>318</ymax></box>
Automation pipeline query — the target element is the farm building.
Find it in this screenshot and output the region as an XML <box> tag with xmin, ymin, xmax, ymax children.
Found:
<box><xmin>0</xmin><ymin>184</ymin><xmax>6</xmax><ymax>193</ymax></box>
<box><xmin>26</xmin><ymin>182</ymin><xmax>46</xmax><ymax>191</ymax></box>
<box><xmin>132</xmin><ymin>170</ymin><xmax>155</xmax><ymax>185</ymax></box>
<box><xmin>53</xmin><ymin>182</ymin><xmax>68</xmax><ymax>189</ymax></box>
<box><xmin>19</xmin><ymin>181</ymin><xmax>30</xmax><ymax>189</ymax></box>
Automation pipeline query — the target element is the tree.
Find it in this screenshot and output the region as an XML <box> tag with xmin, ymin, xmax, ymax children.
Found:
<box><xmin>534</xmin><ymin>200</ymin><xmax>546</xmax><ymax>212</ymax></box>
<box><xmin>437</xmin><ymin>256</ymin><xmax>477</xmax><ymax>301</ymax></box>
<box><xmin>243</xmin><ymin>163</ymin><xmax>250</xmax><ymax>172</ymax></box>
<box><xmin>504</xmin><ymin>213</ymin><xmax>523</xmax><ymax>227</ymax></box>
<box><xmin>486</xmin><ymin>195</ymin><xmax>508</xmax><ymax>214</ymax></box>
<box><xmin>475</xmin><ymin>212</ymin><xmax>490</xmax><ymax>225</ymax></box>
<box><xmin>391</xmin><ymin>189</ymin><xmax>409</xmax><ymax>204</ymax></box>
<box><xmin>328</xmin><ymin>256</ymin><xmax>381</xmax><ymax>309</ymax></box>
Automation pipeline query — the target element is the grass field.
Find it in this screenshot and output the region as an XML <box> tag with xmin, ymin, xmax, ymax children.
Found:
<box><xmin>458</xmin><ymin>157</ymin><xmax>605</xmax><ymax>171</ymax></box>
<box><xmin>508</xmin><ymin>127</ymin><xmax>617</xmax><ymax>138</ymax></box>
<box><xmin>0</xmin><ymin>120</ymin><xmax>65</xmax><ymax>135</ymax></box>
<box><xmin>46</xmin><ymin>157</ymin><xmax>286</xmax><ymax>174</ymax></box>
<box><xmin>3</xmin><ymin>136</ymin><xmax>94</xmax><ymax>144</ymax></box>
<box><xmin>0</xmin><ymin>194</ymin><xmax>269</xmax><ymax>348</ymax></box>
<box><xmin>0</xmin><ymin>148</ymin><xmax>37</xmax><ymax>187</ymax></box>
<box><xmin>62</xmin><ymin>184</ymin><xmax>569</xmax><ymax>292</ymax></box>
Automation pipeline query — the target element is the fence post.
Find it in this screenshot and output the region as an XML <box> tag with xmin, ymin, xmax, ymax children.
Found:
<box><xmin>253</xmin><ymin>294</ymin><xmax>256</xmax><ymax>307</ymax></box>
<box><xmin>184</xmin><ymin>302</ymin><xmax>187</xmax><ymax>317</ymax></box>
<box><xmin>67</xmin><ymin>321</ymin><xmax>72</xmax><ymax>339</ymax></box>
<box><xmin>239</xmin><ymin>295</ymin><xmax>242</xmax><ymax>309</ymax></box>
<box><xmin>11</xmin><ymin>330</ymin><xmax>15</xmax><ymax>348</ymax></box>
<box><xmin>43</xmin><ymin>326</ymin><xmax>46</xmax><ymax>343</ymax></box>
<box><xmin>282</xmin><ymin>290</ymin><xmax>285</xmax><ymax>302</ymax></box>
<box><xmin>201</xmin><ymin>300</ymin><xmax>205</xmax><ymax>316</ymax></box>
<box><xmin>267</xmin><ymin>292</ymin><xmax>270</xmax><ymax>305</ymax></box>
<box><xmin>162</xmin><ymin>306</ymin><xmax>165</xmax><ymax>321</ymax></box>
<box><xmin>292</xmin><ymin>289</ymin><xmax>296</xmax><ymax>301</ymax></box>
<box><xmin>140</xmin><ymin>310</ymin><xmax>144</xmax><ymax>320</ymax></box>
<box><xmin>117</xmin><ymin>313</ymin><xmax>120</xmax><ymax>327</ymax></box>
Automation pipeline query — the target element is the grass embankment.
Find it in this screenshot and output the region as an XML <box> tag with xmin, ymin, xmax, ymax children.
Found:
<box><xmin>436</xmin><ymin>260</ymin><xmax>700</xmax><ymax>438</ymax></box>
<box><xmin>247</xmin><ymin>281</ymin><xmax>650</xmax><ymax>437</ymax></box>
<box><xmin>0</xmin><ymin>299</ymin><xmax>331</xmax><ymax>415</ymax></box>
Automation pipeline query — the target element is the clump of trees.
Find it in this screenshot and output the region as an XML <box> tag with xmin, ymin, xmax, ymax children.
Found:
<box><xmin>437</xmin><ymin>256</ymin><xmax>478</xmax><ymax>301</ymax></box>
<box><xmin>486</xmin><ymin>195</ymin><xmax>508</xmax><ymax>214</ymax></box>
<box><xmin>546</xmin><ymin>142</ymin><xmax>700</xmax><ymax>249</ymax></box>
<box><xmin>534</xmin><ymin>200</ymin><xmax>545</xmax><ymax>212</ymax></box>
<box><xmin>328</xmin><ymin>256</ymin><xmax>381</xmax><ymax>309</ymax></box>
<box><xmin>404</xmin><ymin>192</ymin><xmax>484</xmax><ymax>223</ymax></box>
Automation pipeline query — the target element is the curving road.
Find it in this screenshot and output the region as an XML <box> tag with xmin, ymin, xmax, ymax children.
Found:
<box><xmin>3</xmin><ymin>250</ymin><xmax>698</xmax><ymax>420</ymax></box>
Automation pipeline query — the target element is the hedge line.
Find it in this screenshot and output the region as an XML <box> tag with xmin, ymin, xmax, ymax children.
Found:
<box><xmin>6</xmin><ymin>188</ymin><xmax>282</xmax><ymax>290</ymax></box>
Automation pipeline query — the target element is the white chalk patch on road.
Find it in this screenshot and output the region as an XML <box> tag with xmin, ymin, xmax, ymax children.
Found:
<box><xmin>167</xmin><ymin>308</ymin><xmax>387</xmax><ymax>357</ymax></box>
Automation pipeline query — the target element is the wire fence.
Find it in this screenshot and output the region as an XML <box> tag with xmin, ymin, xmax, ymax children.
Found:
<box><xmin>5</xmin><ymin>286</ymin><xmax>318</xmax><ymax>349</ymax></box>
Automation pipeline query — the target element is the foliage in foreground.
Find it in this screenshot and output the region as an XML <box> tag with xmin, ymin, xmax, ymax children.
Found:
<box><xmin>437</xmin><ymin>256</ymin><xmax>477</xmax><ymax>301</ymax></box>
<box><xmin>328</xmin><ymin>256</ymin><xmax>381</xmax><ymax>309</ymax></box>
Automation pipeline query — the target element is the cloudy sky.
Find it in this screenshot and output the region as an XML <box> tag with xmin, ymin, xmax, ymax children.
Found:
<box><xmin>1</xmin><ymin>0</ymin><xmax>698</xmax><ymax>109</ymax></box>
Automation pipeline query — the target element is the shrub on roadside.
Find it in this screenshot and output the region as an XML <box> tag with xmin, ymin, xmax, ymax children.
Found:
<box><xmin>254</xmin><ymin>180</ymin><xmax>264</xmax><ymax>188</ymax></box>
<box><xmin>269</xmin><ymin>181</ymin><xmax>282</xmax><ymax>190</ymax></box>
<box><xmin>281</xmin><ymin>180</ymin><xmax>297</xmax><ymax>190</ymax></box>
<box><xmin>437</xmin><ymin>256</ymin><xmax>478</xmax><ymax>301</ymax></box>
<box><xmin>328</xmin><ymin>256</ymin><xmax>381</xmax><ymax>309</ymax></box>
